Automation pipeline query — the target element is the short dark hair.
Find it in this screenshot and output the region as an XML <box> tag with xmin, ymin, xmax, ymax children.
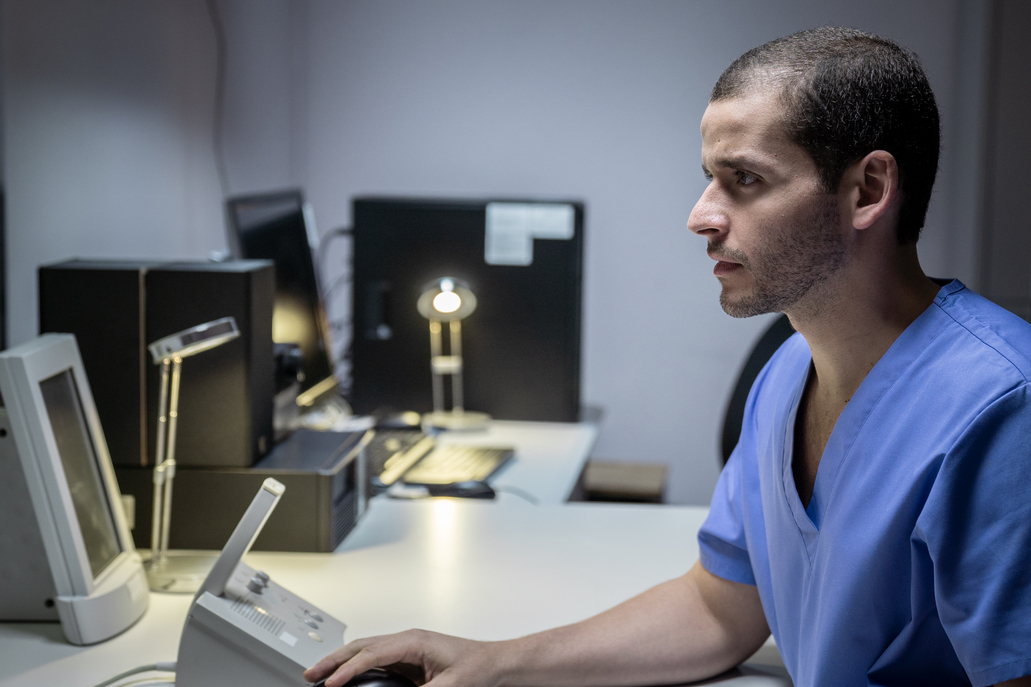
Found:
<box><xmin>711</xmin><ymin>27</ymin><xmax>940</xmax><ymax>244</ymax></box>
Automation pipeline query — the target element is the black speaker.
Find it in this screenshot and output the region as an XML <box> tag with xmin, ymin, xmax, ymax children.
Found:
<box><xmin>39</xmin><ymin>259</ymin><xmax>275</xmax><ymax>468</ymax></box>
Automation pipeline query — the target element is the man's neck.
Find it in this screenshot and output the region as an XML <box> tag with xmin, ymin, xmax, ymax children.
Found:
<box><xmin>787</xmin><ymin>243</ymin><xmax>940</xmax><ymax>407</ymax></box>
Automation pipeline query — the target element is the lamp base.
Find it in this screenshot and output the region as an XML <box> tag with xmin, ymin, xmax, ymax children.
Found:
<box><xmin>144</xmin><ymin>551</ymin><xmax>218</xmax><ymax>594</ymax></box>
<box><xmin>423</xmin><ymin>410</ymin><xmax>491</xmax><ymax>431</ymax></box>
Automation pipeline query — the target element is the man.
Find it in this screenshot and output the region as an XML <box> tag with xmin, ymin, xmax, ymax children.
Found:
<box><xmin>306</xmin><ymin>28</ymin><xmax>1031</xmax><ymax>687</ymax></box>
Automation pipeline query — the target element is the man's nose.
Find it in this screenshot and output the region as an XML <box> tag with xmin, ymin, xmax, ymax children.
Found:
<box><xmin>687</xmin><ymin>184</ymin><xmax>728</xmax><ymax>237</ymax></box>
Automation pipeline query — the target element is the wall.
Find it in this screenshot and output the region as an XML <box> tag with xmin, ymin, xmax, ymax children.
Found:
<box><xmin>979</xmin><ymin>0</ymin><xmax>1031</xmax><ymax>320</ymax></box>
<box><xmin>1</xmin><ymin>0</ymin><xmax>303</xmax><ymax>347</ymax></box>
<box><xmin>2</xmin><ymin>0</ymin><xmax>224</xmax><ymax>345</ymax></box>
<box><xmin>3</xmin><ymin>0</ymin><xmax>988</xmax><ymax>505</ymax></box>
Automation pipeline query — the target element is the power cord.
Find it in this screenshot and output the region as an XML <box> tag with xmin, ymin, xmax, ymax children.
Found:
<box><xmin>317</xmin><ymin>226</ymin><xmax>355</xmax><ymax>395</ymax></box>
<box><xmin>494</xmin><ymin>486</ymin><xmax>540</xmax><ymax>504</ymax></box>
<box><xmin>317</xmin><ymin>226</ymin><xmax>353</xmax><ymax>281</ymax></box>
<box><xmin>88</xmin><ymin>662</ymin><xmax>176</xmax><ymax>687</ymax></box>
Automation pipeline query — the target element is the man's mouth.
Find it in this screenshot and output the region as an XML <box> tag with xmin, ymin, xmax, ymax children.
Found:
<box><xmin>713</xmin><ymin>260</ymin><xmax>743</xmax><ymax>277</ymax></box>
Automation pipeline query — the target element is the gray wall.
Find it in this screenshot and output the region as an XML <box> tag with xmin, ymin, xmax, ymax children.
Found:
<box><xmin>3</xmin><ymin>0</ymin><xmax>989</xmax><ymax>505</ymax></box>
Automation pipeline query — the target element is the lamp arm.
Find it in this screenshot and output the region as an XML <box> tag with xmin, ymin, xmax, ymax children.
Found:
<box><xmin>150</xmin><ymin>358</ymin><xmax>172</xmax><ymax>564</ymax></box>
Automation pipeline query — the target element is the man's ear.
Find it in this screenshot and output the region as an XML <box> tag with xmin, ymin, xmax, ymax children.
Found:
<box><xmin>845</xmin><ymin>150</ymin><xmax>899</xmax><ymax>231</ymax></box>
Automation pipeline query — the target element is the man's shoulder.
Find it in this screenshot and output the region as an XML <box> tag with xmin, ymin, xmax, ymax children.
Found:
<box><xmin>934</xmin><ymin>281</ymin><xmax>1031</xmax><ymax>384</ymax></box>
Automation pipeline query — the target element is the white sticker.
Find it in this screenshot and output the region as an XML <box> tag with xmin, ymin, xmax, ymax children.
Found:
<box><xmin>485</xmin><ymin>203</ymin><xmax>574</xmax><ymax>266</ymax></box>
<box><xmin>279</xmin><ymin>631</ymin><xmax>298</xmax><ymax>647</ymax></box>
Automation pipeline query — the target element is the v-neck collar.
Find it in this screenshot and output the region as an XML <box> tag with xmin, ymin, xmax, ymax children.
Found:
<box><xmin>776</xmin><ymin>281</ymin><xmax>962</xmax><ymax>554</ymax></box>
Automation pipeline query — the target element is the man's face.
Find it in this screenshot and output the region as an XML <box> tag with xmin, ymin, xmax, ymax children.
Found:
<box><xmin>687</xmin><ymin>88</ymin><xmax>846</xmax><ymax>318</ymax></box>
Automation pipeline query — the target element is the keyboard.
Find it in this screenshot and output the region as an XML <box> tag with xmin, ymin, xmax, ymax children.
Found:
<box><xmin>366</xmin><ymin>429</ymin><xmax>514</xmax><ymax>488</ymax></box>
<box><xmin>365</xmin><ymin>429</ymin><xmax>426</xmax><ymax>476</ymax></box>
<box><xmin>401</xmin><ymin>445</ymin><xmax>514</xmax><ymax>486</ymax></box>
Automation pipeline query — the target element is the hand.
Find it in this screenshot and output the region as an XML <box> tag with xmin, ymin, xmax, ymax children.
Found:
<box><xmin>304</xmin><ymin>629</ymin><xmax>506</xmax><ymax>687</ymax></box>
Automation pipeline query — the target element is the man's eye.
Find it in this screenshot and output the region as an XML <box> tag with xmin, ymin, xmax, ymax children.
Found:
<box><xmin>736</xmin><ymin>171</ymin><xmax>758</xmax><ymax>185</ymax></box>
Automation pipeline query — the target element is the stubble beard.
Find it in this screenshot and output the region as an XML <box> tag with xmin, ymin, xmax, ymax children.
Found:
<box><xmin>713</xmin><ymin>196</ymin><xmax>846</xmax><ymax>319</ymax></box>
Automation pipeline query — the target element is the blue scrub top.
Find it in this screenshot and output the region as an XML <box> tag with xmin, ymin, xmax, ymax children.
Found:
<box><xmin>699</xmin><ymin>281</ymin><xmax>1031</xmax><ymax>687</ymax></box>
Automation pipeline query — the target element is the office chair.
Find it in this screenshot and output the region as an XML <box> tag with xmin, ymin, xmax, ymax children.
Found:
<box><xmin>720</xmin><ymin>314</ymin><xmax>796</xmax><ymax>465</ymax></box>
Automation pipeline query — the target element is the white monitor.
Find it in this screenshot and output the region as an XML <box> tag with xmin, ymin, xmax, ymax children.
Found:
<box><xmin>0</xmin><ymin>333</ymin><xmax>148</xmax><ymax>645</ymax></box>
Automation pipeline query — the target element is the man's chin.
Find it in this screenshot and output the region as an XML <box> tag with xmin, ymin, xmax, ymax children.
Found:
<box><xmin>719</xmin><ymin>291</ymin><xmax>778</xmax><ymax>319</ymax></box>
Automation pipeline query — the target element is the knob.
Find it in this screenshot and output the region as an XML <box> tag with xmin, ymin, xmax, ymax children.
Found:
<box><xmin>255</xmin><ymin>571</ymin><xmax>270</xmax><ymax>584</ymax></box>
<box><xmin>246</xmin><ymin>578</ymin><xmax>264</xmax><ymax>594</ymax></box>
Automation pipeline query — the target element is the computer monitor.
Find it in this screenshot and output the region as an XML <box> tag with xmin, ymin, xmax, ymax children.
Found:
<box><xmin>0</xmin><ymin>333</ymin><xmax>148</xmax><ymax>645</ymax></box>
<box><xmin>350</xmin><ymin>197</ymin><xmax>584</xmax><ymax>422</ymax></box>
<box><xmin>226</xmin><ymin>190</ymin><xmax>335</xmax><ymax>399</ymax></box>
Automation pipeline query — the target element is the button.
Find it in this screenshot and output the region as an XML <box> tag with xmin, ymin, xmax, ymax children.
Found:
<box><xmin>308</xmin><ymin>631</ymin><xmax>323</xmax><ymax>642</ymax></box>
<box><xmin>304</xmin><ymin>619</ymin><xmax>319</xmax><ymax>629</ymax></box>
<box><xmin>306</xmin><ymin>611</ymin><xmax>324</xmax><ymax>622</ymax></box>
<box><xmin>255</xmin><ymin>571</ymin><xmax>270</xmax><ymax>584</ymax></box>
<box><xmin>247</xmin><ymin>579</ymin><xmax>264</xmax><ymax>594</ymax></box>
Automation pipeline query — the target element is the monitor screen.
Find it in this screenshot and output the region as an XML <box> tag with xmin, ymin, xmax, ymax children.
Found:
<box><xmin>39</xmin><ymin>369</ymin><xmax>121</xmax><ymax>579</ymax></box>
<box><xmin>228</xmin><ymin>192</ymin><xmax>333</xmax><ymax>393</ymax></box>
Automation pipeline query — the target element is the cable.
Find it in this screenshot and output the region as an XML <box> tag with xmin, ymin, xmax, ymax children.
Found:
<box><xmin>88</xmin><ymin>662</ymin><xmax>176</xmax><ymax>687</ymax></box>
<box><xmin>205</xmin><ymin>0</ymin><xmax>231</xmax><ymax>198</ymax></box>
<box><xmin>317</xmin><ymin>226</ymin><xmax>355</xmax><ymax>394</ymax></box>
<box><xmin>317</xmin><ymin>226</ymin><xmax>353</xmax><ymax>281</ymax></box>
<box><xmin>494</xmin><ymin>485</ymin><xmax>540</xmax><ymax>505</ymax></box>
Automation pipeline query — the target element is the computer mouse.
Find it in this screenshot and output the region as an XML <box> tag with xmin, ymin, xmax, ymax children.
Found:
<box><xmin>427</xmin><ymin>480</ymin><xmax>497</xmax><ymax>499</ymax></box>
<box><xmin>313</xmin><ymin>668</ymin><xmax>418</xmax><ymax>687</ymax></box>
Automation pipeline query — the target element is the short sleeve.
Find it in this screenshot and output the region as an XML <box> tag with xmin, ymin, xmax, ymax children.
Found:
<box><xmin>916</xmin><ymin>383</ymin><xmax>1031</xmax><ymax>686</ymax></box>
<box><xmin>698</xmin><ymin>425</ymin><xmax>757</xmax><ymax>586</ymax></box>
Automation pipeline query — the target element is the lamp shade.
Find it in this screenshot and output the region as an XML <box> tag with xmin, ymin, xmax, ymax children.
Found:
<box><xmin>417</xmin><ymin>278</ymin><xmax>478</xmax><ymax>322</ymax></box>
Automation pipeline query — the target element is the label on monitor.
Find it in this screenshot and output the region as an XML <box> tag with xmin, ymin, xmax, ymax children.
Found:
<box><xmin>485</xmin><ymin>203</ymin><xmax>574</xmax><ymax>266</ymax></box>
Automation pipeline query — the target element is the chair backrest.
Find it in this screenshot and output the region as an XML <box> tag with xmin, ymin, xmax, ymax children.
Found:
<box><xmin>720</xmin><ymin>314</ymin><xmax>796</xmax><ymax>465</ymax></box>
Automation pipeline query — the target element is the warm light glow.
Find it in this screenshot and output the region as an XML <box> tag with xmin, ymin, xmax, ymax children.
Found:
<box><xmin>272</xmin><ymin>295</ymin><xmax>314</xmax><ymax>346</ymax></box>
<box><xmin>433</xmin><ymin>291</ymin><xmax>462</xmax><ymax>313</ymax></box>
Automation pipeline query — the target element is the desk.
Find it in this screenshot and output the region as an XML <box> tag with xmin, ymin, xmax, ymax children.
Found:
<box><xmin>0</xmin><ymin>499</ymin><xmax>790</xmax><ymax>686</ymax></box>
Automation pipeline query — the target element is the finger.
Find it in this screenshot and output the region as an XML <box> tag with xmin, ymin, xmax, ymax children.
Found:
<box><xmin>323</xmin><ymin>639</ymin><xmax>424</xmax><ymax>687</ymax></box>
<box><xmin>305</xmin><ymin>636</ymin><xmax>388</xmax><ymax>681</ymax></box>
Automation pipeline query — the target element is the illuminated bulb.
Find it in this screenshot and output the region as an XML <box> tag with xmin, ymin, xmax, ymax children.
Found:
<box><xmin>440</xmin><ymin>278</ymin><xmax>454</xmax><ymax>292</ymax></box>
<box><xmin>433</xmin><ymin>290</ymin><xmax>462</xmax><ymax>313</ymax></box>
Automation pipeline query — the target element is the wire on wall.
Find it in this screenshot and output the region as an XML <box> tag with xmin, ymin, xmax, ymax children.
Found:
<box><xmin>206</xmin><ymin>0</ymin><xmax>231</xmax><ymax>198</ymax></box>
<box><xmin>318</xmin><ymin>227</ymin><xmax>355</xmax><ymax>396</ymax></box>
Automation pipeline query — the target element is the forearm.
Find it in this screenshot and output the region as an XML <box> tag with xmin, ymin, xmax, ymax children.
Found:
<box><xmin>492</xmin><ymin>562</ymin><xmax>769</xmax><ymax>687</ymax></box>
<box><xmin>306</xmin><ymin>561</ymin><xmax>769</xmax><ymax>687</ymax></box>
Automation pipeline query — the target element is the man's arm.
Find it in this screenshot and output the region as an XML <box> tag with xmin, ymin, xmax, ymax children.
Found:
<box><xmin>304</xmin><ymin>561</ymin><xmax>770</xmax><ymax>687</ymax></box>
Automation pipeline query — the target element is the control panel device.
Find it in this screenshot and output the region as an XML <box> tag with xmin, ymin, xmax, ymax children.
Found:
<box><xmin>176</xmin><ymin>478</ymin><xmax>348</xmax><ymax>687</ymax></box>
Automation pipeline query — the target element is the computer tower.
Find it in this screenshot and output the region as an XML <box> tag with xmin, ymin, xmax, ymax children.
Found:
<box><xmin>350</xmin><ymin>197</ymin><xmax>584</xmax><ymax>422</ymax></box>
<box><xmin>38</xmin><ymin>259</ymin><xmax>275</xmax><ymax>469</ymax></box>
<box><xmin>115</xmin><ymin>430</ymin><xmax>369</xmax><ymax>553</ymax></box>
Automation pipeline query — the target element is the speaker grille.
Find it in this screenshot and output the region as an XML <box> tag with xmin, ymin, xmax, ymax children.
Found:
<box><xmin>230</xmin><ymin>598</ymin><xmax>286</xmax><ymax>636</ymax></box>
<box><xmin>331</xmin><ymin>489</ymin><xmax>359</xmax><ymax>549</ymax></box>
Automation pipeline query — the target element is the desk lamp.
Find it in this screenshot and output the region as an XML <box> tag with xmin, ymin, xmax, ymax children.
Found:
<box><xmin>145</xmin><ymin>316</ymin><xmax>240</xmax><ymax>592</ymax></box>
<box><xmin>417</xmin><ymin>278</ymin><xmax>489</xmax><ymax>429</ymax></box>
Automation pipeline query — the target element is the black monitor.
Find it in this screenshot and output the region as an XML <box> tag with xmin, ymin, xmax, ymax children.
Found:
<box><xmin>226</xmin><ymin>190</ymin><xmax>334</xmax><ymax>398</ymax></box>
<box><xmin>350</xmin><ymin>197</ymin><xmax>584</xmax><ymax>422</ymax></box>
